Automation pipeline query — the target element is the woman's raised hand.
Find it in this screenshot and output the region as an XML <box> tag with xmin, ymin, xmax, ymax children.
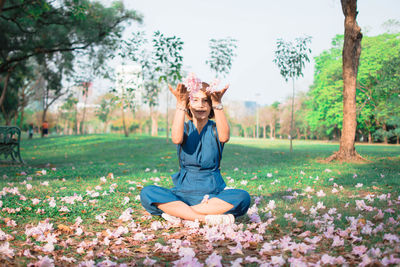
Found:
<box><xmin>169</xmin><ymin>83</ymin><xmax>189</xmax><ymax>106</ymax></box>
<box><xmin>210</xmin><ymin>84</ymin><xmax>229</xmax><ymax>105</ymax></box>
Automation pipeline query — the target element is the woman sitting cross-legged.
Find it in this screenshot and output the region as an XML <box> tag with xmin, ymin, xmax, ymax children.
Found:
<box><xmin>140</xmin><ymin>74</ymin><xmax>251</xmax><ymax>226</ymax></box>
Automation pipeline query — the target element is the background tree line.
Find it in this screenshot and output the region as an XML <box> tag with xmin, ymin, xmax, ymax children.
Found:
<box><xmin>1</xmin><ymin>1</ymin><xmax>399</xmax><ymax>146</ymax></box>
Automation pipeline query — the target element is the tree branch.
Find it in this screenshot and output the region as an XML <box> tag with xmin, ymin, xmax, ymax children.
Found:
<box><xmin>0</xmin><ymin>14</ymin><xmax>129</xmax><ymax>73</ymax></box>
<box><xmin>0</xmin><ymin>43</ymin><xmax>91</xmax><ymax>73</ymax></box>
<box><xmin>1</xmin><ymin>0</ymin><xmax>37</xmax><ymax>13</ymax></box>
<box><xmin>0</xmin><ymin>14</ymin><xmax>37</xmax><ymax>34</ymax></box>
<box><xmin>0</xmin><ymin>0</ymin><xmax>5</xmax><ymax>13</ymax></box>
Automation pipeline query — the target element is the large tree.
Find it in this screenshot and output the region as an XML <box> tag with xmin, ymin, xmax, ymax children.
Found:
<box><xmin>357</xmin><ymin>35</ymin><xmax>400</xmax><ymax>144</ymax></box>
<box><xmin>328</xmin><ymin>0</ymin><xmax>363</xmax><ymax>161</ymax></box>
<box><xmin>372</xmin><ymin>55</ymin><xmax>400</xmax><ymax>143</ymax></box>
<box><xmin>0</xmin><ymin>0</ymin><xmax>142</xmax><ymax>111</ymax></box>
<box><xmin>0</xmin><ymin>62</ymin><xmax>34</xmax><ymax>125</ymax></box>
<box><xmin>308</xmin><ymin>33</ymin><xmax>400</xmax><ymax>143</ymax></box>
<box><xmin>307</xmin><ymin>35</ymin><xmax>343</xmax><ymax>139</ymax></box>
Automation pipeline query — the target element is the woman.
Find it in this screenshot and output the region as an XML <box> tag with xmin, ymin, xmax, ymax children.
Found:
<box><xmin>140</xmin><ymin>78</ymin><xmax>250</xmax><ymax>225</ymax></box>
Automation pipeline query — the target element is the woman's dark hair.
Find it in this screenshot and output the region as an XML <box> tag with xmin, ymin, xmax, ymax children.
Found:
<box><xmin>185</xmin><ymin>82</ymin><xmax>215</xmax><ymax>119</ymax></box>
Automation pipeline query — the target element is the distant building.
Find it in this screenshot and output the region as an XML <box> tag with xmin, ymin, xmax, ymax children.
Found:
<box><xmin>244</xmin><ymin>101</ymin><xmax>257</xmax><ymax>116</ymax></box>
<box><xmin>76</xmin><ymin>82</ymin><xmax>97</xmax><ymax>109</ymax></box>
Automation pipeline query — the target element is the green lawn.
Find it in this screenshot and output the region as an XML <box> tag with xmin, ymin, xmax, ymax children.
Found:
<box><xmin>1</xmin><ymin>134</ymin><xmax>399</xmax><ymax>265</ymax></box>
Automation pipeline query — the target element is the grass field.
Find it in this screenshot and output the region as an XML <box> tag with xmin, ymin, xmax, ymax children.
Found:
<box><xmin>1</xmin><ymin>134</ymin><xmax>399</xmax><ymax>266</ymax></box>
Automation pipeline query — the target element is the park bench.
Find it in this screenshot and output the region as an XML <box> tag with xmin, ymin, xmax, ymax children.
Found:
<box><xmin>0</xmin><ymin>126</ymin><xmax>24</xmax><ymax>163</ymax></box>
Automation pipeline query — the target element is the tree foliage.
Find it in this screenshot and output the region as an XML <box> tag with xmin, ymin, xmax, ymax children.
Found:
<box><xmin>308</xmin><ymin>33</ymin><xmax>400</xmax><ymax>143</ymax></box>
<box><xmin>0</xmin><ymin>0</ymin><xmax>142</xmax><ymax>73</ymax></box>
<box><xmin>206</xmin><ymin>37</ymin><xmax>238</xmax><ymax>78</ymax></box>
<box><xmin>0</xmin><ymin>0</ymin><xmax>142</xmax><ymax>120</ymax></box>
<box><xmin>273</xmin><ymin>36</ymin><xmax>312</xmax><ymax>82</ymax></box>
<box><xmin>124</xmin><ymin>31</ymin><xmax>161</xmax><ymax>108</ymax></box>
<box><xmin>152</xmin><ymin>31</ymin><xmax>184</xmax><ymax>85</ymax></box>
<box><xmin>307</xmin><ymin>35</ymin><xmax>344</xmax><ymax>136</ymax></box>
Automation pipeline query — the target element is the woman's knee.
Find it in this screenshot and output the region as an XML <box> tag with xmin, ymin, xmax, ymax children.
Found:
<box><xmin>140</xmin><ymin>185</ymin><xmax>157</xmax><ymax>196</ymax></box>
<box><xmin>238</xmin><ymin>190</ymin><xmax>251</xmax><ymax>206</ymax></box>
<box><xmin>140</xmin><ymin>185</ymin><xmax>159</xmax><ymax>203</ymax></box>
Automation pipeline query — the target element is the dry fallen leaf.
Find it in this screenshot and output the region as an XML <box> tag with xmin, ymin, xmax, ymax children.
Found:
<box><xmin>58</xmin><ymin>224</ymin><xmax>73</xmax><ymax>234</ymax></box>
<box><xmin>134</xmin><ymin>246</ymin><xmax>151</xmax><ymax>253</ymax></box>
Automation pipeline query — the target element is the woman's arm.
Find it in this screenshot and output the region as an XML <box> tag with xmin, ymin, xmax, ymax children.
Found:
<box><xmin>211</xmin><ymin>85</ymin><xmax>230</xmax><ymax>143</ymax></box>
<box><xmin>169</xmin><ymin>84</ymin><xmax>189</xmax><ymax>144</ymax></box>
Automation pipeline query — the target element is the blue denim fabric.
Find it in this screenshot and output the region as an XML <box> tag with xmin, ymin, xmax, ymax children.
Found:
<box><xmin>140</xmin><ymin>120</ymin><xmax>251</xmax><ymax>217</ymax></box>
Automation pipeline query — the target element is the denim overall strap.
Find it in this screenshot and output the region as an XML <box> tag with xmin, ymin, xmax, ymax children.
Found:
<box><xmin>212</xmin><ymin>124</ymin><xmax>222</xmax><ymax>169</ymax></box>
<box><xmin>178</xmin><ymin>122</ymin><xmax>189</xmax><ymax>169</ymax></box>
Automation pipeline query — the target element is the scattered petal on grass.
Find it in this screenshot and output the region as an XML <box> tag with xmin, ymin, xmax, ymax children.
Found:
<box><xmin>1</xmin><ymin>141</ymin><xmax>399</xmax><ymax>266</ymax></box>
<box><xmin>383</xmin><ymin>233</ymin><xmax>400</xmax><ymax>243</ymax></box>
<box><xmin>352</xmin><ymin>245</ymin><xmax>368</xmax><ymax>256</ymax></box>
<box><xmin>33</xmin><ymin>255</ymin><xmax>54</xmax><ymax>266</ymax></box>
<box><xmin>228</xmin><ymin>243</ymin><xmax>243</xmax><ymax>255</ymax></box>
<box><xmin>205</xmin><ymin>252</ymin><xmax>222</xmax><ymax>267</ymax></box>
<box><xmin>271</xmin><ymin>255</ymin><xmax>286</xmax><ymax>266</ymax></box>
<box><xmin>230</xmin><ymin>258</ymin><xmax>243</xmax><ymax>267</ymax></box>
<box><xmin>143</xmin><ymin>256</ymin><xmax>157</xmax><ymax>266</ymax></box>
<box><xmin>0</xmin><ymin>241</ymin><xmax>14</xmax><ymax>258</ymax></box>
<box><xmin>316</xmin><ymin>190</ymin><xmax>326</xmax><ymax>197</ymax></box>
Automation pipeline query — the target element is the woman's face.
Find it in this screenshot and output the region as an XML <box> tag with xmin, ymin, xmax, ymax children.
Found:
<box><xmin>189</xmin><ymin>90</ymin><xmax>211</xmax><ymax>120</ymax></box>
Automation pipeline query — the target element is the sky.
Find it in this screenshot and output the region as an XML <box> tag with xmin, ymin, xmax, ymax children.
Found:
<box><xmin>100</xmin><ymin>0</ymin><xmax>400</xmax><ymax>106</ymax></box>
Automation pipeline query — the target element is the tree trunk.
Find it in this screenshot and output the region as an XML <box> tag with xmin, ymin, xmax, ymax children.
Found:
<box><xmin>13</xmin><ymin>111</ymin><xmax>18</xmax><ymax>124</ymax></box>
<box><xmin>19</xmin><ymin>106</ymin><xmax>25</xmax><ymax>129</ymax></box>
<box><xmin>165</xmin><ymin>89</ymin><xmax>170</xmax><ymax>143</ymax></box>
<box><xmin>121</xmin><ymin>103</ymin><xmax>129</xmax><ymax>137</ymax></box>
<box><xmin>382</xmin><ymin>123</ymin><xmax>388</xmax><ymax>144</ymax></box>
<box><xmin>80</xmin><ymin>104</ymin><xmax>87</xmax><ymax>135</ymax></box>
<box><xmin>1</xmin><ymin>103</ymin><xmax>12</xmax><ymax>125</ymax></box>
<box><xmin>150</xmin><ymin>106</ymin><xmax>158</xmax><ymax>137</ymax></box>
<box><xmin>103</xmin><ymin>122</ymin><xmax>108</xmax><ymax>133</ymax></box>
<box><xmin>18</xmin><ymin>82</ymin><xmax>29</xmax><ymax>129</ymax></box>
<box><xmin>368</xmin><ymin>131</ymin><xmax>372</xmax><ymax>143</ymax></box>
<box><xmin>328</xmin><ymin>0</ymin><xmax>363</xmax><ymax>161</ymax></box>
<box><xmin>296</xmin><ymin>128</ymin><xmax>301</xmax><ymax>140</ymax></box>
<box><xmin>264</xmin><ymin>125</ymin><xmax>267</xmax><ymax>139</ymax></box>
<box><xmin>0</xmin><ymin>70</ymin><xmax>11</xmax><ymax>109</ymax></box>
<box><xmin>0</xmin><ymin>0</ymin><xmax>6</xmax><ymax>13</ymax></box>
<box><xmin>42</xmin><ymin>109</ymin><xmax>47</xmax><ymax>125</ymax></box>
<box><xmin>80</xmin><ymin>85</ymin><xmax>90</xmax><ymax>135</ymax></box>
<box><xmin>41</xmin><ymin>108</ymin><xmax>48</xmax><ymax>137</ymax></box>
<box><xmin>273</xmin><ymin>126</ymin><xmax>276</xmax><ymax>139</ymax></box>
<box><xmin>289</xmin><ymin>78</ymin><xmax>295</xmax><ymax>152</ymax></box>
<box><xmin>397</xmin><ymin>135</ymin><xmax>399</xmax><ymax>145</ymax></box>
<box><xmin>74</xmin><ymin>107</ymin><xmax>78</xmax><ymax>134</ymax></box>
<box><xmin>269</xmin><ymin>123</ymin><xmax>273</xmax><ymax>140</ymax></box>
<box><xmin>64</xmin><ymin>120</ymin><xmax>69</xmax><ymax>135</ymax></box>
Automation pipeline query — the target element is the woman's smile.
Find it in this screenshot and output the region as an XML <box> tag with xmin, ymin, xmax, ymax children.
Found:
<box><xmin>193</xmin><ymin>109</ymin><xmax>209</xmax><ymax>118</ymax></box>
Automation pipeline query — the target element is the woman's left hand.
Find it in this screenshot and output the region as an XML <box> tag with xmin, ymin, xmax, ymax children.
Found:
<box><xmin>210</xmin><ymin>84</ymin><xmax>229</xmax><ymax>105</ymax></box>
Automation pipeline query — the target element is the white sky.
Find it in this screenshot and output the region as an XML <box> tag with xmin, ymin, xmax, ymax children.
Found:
<box><xmin>99</xmin><ymin>0</ymin><xmax>400</xmax><ymax>106</ymax></box>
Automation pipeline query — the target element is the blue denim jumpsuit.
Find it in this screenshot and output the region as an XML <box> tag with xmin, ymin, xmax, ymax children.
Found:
<box><xmin>140</xmin><ymin>120</ymin><xmax>251</xmax><ymax>217</ymax></box>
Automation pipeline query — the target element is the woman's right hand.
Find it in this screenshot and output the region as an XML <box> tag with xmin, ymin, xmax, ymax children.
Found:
<box><xmin>169</xmin><ymin>83</ymin><xmax>189</xmax><ymax>106</ymax></box>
